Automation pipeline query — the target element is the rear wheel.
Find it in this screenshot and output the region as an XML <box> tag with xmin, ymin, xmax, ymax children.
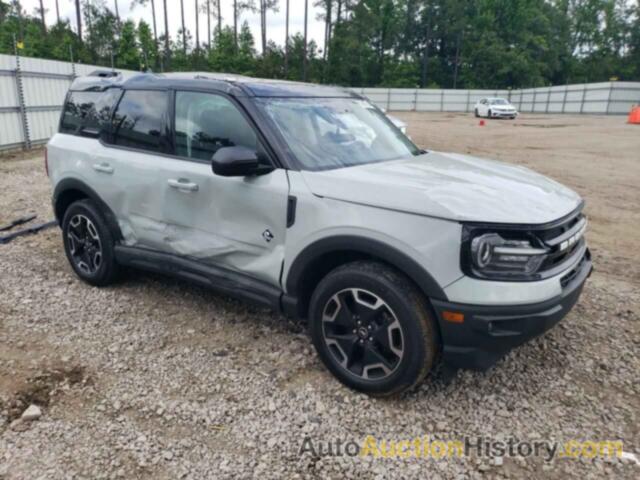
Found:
<box><xmin>488</xmin><ymin>109</ymin><xmax>492</xmax><ymax>118</ymax></box>
<box><xmin>474</xmin><ymin>108</ymin><xmax>479</xmax><ymax>118</ymax></box>
<box><xmin>309</xmin><ymin>261</ymin><xmax>438</xmax><ymax>396</ymax></box>
<box><xmin>62</xmin><ymin>199</ymin><xmax>119</xmax><ymax>286</ymax></box>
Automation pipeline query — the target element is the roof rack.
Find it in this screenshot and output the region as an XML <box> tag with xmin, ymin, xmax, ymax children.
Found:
<box><xmin>87</xmin><ymin>70</ymin><xmax>121</xmax><ymax>78</ymax></box>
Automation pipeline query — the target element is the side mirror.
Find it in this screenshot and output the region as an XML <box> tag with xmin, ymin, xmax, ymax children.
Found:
<box><xmin>211</xmin><ymin>146</ymin><xmax>272</xmax><ymax>177</ymax></box>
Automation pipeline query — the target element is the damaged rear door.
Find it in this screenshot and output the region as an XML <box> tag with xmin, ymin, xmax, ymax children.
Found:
<box><xmin>103</xmin><ymin>88</ymin><xmax>174</xmax><ymax>248</ymax></box>
<box><xmin>159</xmin><ymin>90</ymin><xmax>289</xmax><ymax>288</ymax></box>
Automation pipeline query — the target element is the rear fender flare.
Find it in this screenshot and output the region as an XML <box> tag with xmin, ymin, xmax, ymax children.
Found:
<box><xmin>53</xmin><ymin>178</ymin><xmax>123</xmax><ymax>241</ymax></box>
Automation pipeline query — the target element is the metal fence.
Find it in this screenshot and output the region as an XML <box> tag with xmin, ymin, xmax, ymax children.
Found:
<box><xmin>353</xmin><ymin>82</ymin><xmax>640</xmax><ymax>114</ymax></box>
<box><xmin>0</xmin><ymin>54</ymin><xmax>135</xmax><ymax>152</ymax></box>
<box><xmin>1</xmin><ymin>53</ymin><xmax>639</xmax><ymax>152</ymax></box>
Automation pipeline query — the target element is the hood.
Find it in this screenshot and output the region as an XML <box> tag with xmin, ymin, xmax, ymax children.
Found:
<box><xmin>300</xmin><ymin>152</ymin><xmax>582</xmax><ymax>224</ymax></box>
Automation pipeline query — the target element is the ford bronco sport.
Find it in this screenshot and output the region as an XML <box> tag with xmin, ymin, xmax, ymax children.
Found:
<box><xmin>48</xmin><ymin>72</ymin><xmax>592</xmax><ymax>395</ymax></box>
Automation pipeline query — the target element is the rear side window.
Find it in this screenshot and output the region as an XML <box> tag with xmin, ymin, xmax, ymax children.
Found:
<box><xmin>111</xmin><ymin>90</ymin><xmax>170</xmax><ymax>153</ymax></box>
<box><xmin>60</xmin><ymin>89</ymin><xmax>121</xmax><ymax>135</ymax></box>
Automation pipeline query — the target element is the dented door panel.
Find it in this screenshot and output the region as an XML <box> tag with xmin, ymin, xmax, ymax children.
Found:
<box><xmin>159</xmin><ymin>160</ymin><xmax>290</xmax><ymax>287</ymax></box>
<box><xmin>90</xmin><ymin>140</ymin><xmax>289</xmax><ymax>287</ymax></box>
<box><xmin>91</xmin><ymin>144</ymin><xmax>171</xmax><ymax>249</ymax></box>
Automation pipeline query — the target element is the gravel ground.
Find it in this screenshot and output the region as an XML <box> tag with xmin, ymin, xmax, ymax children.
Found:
<box><xmin>1</xmin><ymin>113</ymin><xmax>639</xmax><ymax>479</ymax></box>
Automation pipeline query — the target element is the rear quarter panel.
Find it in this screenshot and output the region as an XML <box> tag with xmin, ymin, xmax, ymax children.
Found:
<box><xmin>48</xmin><ymin>134</ymin><xmax>98</xmax><ymax>194</ymax></box>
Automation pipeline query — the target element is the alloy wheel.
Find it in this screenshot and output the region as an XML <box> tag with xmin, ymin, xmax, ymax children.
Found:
<box><xmin>67</xmin><ymin>214</ymin><xmax>103</xmax><ymax>275</ymax></box>
<box><xmin>321</xmin><ymin>288</ymin><xmax>405</xmax><ymax>380</ymax></box>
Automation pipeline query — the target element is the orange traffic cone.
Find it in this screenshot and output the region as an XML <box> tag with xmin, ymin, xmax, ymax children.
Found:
<box><xmin>628</xmin><ymin>105</ymin><xmax>640</xmax><ymax>124</ymax></box>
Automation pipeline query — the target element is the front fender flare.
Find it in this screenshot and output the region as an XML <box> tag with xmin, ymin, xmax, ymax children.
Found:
<box><xmin>284</xmin><ymin>235</ymin><xmax>448</xmax><ymax>314</ymax></box>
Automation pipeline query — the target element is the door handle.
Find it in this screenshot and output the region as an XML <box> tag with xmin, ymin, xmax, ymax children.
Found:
<box><xmin>168</xmin><ymin>178</ymin><xmax>199</xmax><ymax>192</ymax></box>
<box><xmin>93</xmin><ymin>162</ymin><xmax>114</xmax><ymax>174</ymax></box>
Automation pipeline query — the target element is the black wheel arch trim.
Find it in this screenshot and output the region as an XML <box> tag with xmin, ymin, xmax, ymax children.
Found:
<box><xmin>53</xmin><ymin>178</ymin><xmax>124</xmax><ymax>241</ymax></box>
<box><xmin>284</xmin><ymin>235</ymin><xmax>448</xmax><ymax>316</ymax></box>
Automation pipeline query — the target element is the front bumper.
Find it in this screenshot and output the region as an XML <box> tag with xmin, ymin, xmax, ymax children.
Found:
<box><xmin>431</xmin><ymin>250</ymin><xmax>592</xmax><ymax>370</ymax></box>
<box><xmin>491</xmin><ymin>110</ymin><xmax>517</xmax><ymax>118</ymax></box>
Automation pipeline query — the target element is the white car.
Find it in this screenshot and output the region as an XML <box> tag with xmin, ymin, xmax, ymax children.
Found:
<box><xmin>474</xmin><ymin>97</ymin><xmax>518</xmax><ymax>119</ymax></box>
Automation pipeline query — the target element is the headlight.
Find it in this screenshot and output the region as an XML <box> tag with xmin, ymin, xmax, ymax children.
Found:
<box><xmin>400</xmin><ymin>126</ymin><xmax>407</xmax><ymax>134</ymax></box>
<box><xmin>462</xmin><ymin>210</ymin><xmax>588</xmax><ymax>281</ymax></box>
<box><xmin>470</xmin><ymin>233</ymin><xmax>548</xmax><ymax>277</ymax></box>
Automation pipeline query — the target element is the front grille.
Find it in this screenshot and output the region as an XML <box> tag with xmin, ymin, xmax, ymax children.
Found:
<box><xmin>538</xmin><ymin>212</ymin><xmax>585</xmax><ymax>244</ymax></box>
<box><xmin>537</xmin><ymin>211</ymin><xmax>587</xmax><ymax>275</ymax></box>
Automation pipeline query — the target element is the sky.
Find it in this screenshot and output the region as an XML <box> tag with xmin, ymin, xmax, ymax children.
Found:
<box><xmin>21</xmin><ymin>0</ymin><xmax>326</xmax><ymax>53</ymax></box>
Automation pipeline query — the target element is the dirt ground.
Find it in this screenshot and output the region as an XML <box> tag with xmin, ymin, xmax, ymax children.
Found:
<box><xmin>0</xmin><ymin>113</ymin><xmax>639</xmax><ymax>479</ymax></box>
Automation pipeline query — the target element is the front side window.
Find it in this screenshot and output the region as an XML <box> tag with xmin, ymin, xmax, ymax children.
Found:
<box><xmin>174</xmin><ymin>91</ymin><xmax>258</xmax><ymax>161</ymax></box>
<box><xmin>111</xmin><ymin>90</ymin><xmax>170</xmax><ymax>152</ymax></box>
<box><xmin>258</xmin><ymin>97</ymin><xmax>420</xmax><ymax>171</ymax></box>
<box><xmin>60</xmin><ymin>88</ymin><xmax>121</xmax><ymax>135</ymax></box>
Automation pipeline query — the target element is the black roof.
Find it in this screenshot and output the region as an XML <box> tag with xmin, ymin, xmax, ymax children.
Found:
<box><xmin>70</xmin><ymin>71</ymin><xmax>358</xmax><ymax>98</ymax></box>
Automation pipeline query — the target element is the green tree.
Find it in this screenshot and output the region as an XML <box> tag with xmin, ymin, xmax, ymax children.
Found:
<box><xmin>286</xmin><ymin>32</ymin><xmax>321</xmax><ymax>82</ymax></box>
<box><xmin>233</xmin><ymin>0</ymin><xmax>255</xmax><ymax>50</ymax></box>
<box><xmin>314</xmin><ymin>0</ymin><xmax>334</xmax><ymax>60</ymax></box>
<box><xmin>207</xmin><ymin>22</ymin><xmax>255</xmax><ymax>74</ymax></box>
<box><xmin>628</xmin><ymin>2</ymin><xmax>640</xmax><ymax>79</ymax></box>
<box><xmin>208</xmin><ymin>25</ymin><xmax>236</xmax><ymax>71</ymax></box>
<box><xmin>0</xmin><ymin>1</ymin><xmax>9</xmax><ymax>24</ymax></box>
<box><xmin>74</xmin><ymin>0</ymin><xmax>82</xmax><ymax>41</ymax></box>
<box><xmin>237</xmin><ymin>19</ymin><xmax>256</xmax><ymax>73</ymax></box>
<box><xmin>180</xmin><ymin>0</ymin><xmax>186</xmax><ymax>54</ymax></box>
<box><xmin>0</xmin><ymin>0</ymin><xmax>638</xmax><ymax>87</ymax></box>
<box><xmin>257</xmin><ymin>39</ymin><xmax>285</xmax><ymax>77</ymax></box>
<box><xmin>162</xmin><ymin>0</ymin><xmax>169</xmax><ymax>64</ymax></box>
<box><xmin>116</xmin><ymin>19</ymin><xmax>139</xmax><ymax>69</ymax></box>
<box><xmin>258</xmin><ymin>0</ymin><xmax>279</xmax><ymax>53</ymax></box>
<box><xmin>137</xmin><ymin>20</ymin><xmax>156</xmax><ymax>70</ymax></box>
<box><xmin>131</xmin><ymin>0</ymin><xmax>159</xmax><ymax>60</ymax></box>
<box><xmin>200</xmin><ymin>0</ymin><xmax>221</xmax><ymax>49</ymax></box>
<box><xmin>83</xmin><ymin>1</ymin><xmax>118</xmax><ymax>65</ymax></box>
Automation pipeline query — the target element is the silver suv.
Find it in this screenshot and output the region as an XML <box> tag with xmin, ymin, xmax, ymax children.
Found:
<box><xmin>47</xmin><ymin>72</ymin><xmax>592</xmax><ymax>396</ymax></box>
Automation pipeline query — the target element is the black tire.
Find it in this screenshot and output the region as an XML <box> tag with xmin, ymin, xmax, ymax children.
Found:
<box><xmin>61</xmin><ymin>199</ymin><xmax>119</xmax><ymax>286</ymax></box>
<box><xmin>487</xmin><ymin>109</ymin><xmax>492</xmax><ymax>118</ymax></box>
<box><xmin>309</xmin><ymin>261</ymin><xmax>438</xmax><ymax>396</ymax></box>
<box><xmin>474</xmin><ymin>108</ymin><xmax>479</xmax><ymax>118</ymax></box>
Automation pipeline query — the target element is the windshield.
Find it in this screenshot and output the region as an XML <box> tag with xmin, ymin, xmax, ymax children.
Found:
<box><xmin>257</xmin><ymin>97</ymin><xmax>421</xmax><ymax>171</ymax></box>
<box><xmin>490</xmin><ymin>99</ymin><xmax>509</xmax><ymax>105</ymax></box>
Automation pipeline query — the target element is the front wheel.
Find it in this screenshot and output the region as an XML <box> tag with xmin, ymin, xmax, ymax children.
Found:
<box><xmin>487</xmin><ymin>109</ymin><xmax>492</xmax><ymax>118</ymax></box>
<box><xmin>309</xmin><ymin>261</ymin><xmax>438</xmax><ymax>396</ymax></box>
<box><xmin>474</xmin><ymin>108</ymin><xmax>479</xmax><ymax>118</ymax></box>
